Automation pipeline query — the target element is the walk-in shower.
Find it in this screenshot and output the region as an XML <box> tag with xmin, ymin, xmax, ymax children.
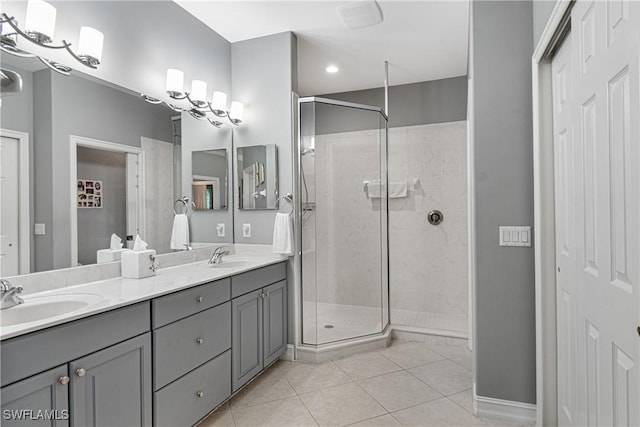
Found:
<box><xmin>295</xmin><ymin>98</ymin><xmax>389</xmax><ymax>349</ymax></box>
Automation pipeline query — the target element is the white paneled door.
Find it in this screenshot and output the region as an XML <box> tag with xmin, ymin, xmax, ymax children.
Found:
<box><xmin>552</xmin><ymin>1</ymin><xmax>640</xmax><ymax>426</ymax></box>
<box><xmin>0</xmin><ymin>136</ymin><xmax>19</xmax><ymax>277</ymax></box>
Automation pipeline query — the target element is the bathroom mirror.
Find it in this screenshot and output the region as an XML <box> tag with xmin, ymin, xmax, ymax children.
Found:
<box><xmin>236</xmin><ymin>144</ymin><xmax>278</xmax><ymax>210</ymax></box>
<box><xmin>191</xmin><ymin>149</ymin><xmax>228</xmax><ymax>210</ymax></box>
<box><xmin>0</xmin><ymin>53</ymin><xmax>231</xmax><ymax>274</ymax></box>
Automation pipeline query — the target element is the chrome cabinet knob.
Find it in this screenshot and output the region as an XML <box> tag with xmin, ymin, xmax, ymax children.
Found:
<box><xmin>75</xmin><ymin>368</ymin><xmax>86</xmax><ymax>377</ymax></box>
<box><xmin>196</xmin><ymin>296</ymin><xmax>204</xmax><ymax>303</ymax></box>
<box><xmin>58</xmin><ymin>376</ymin><xmax>70</xmax><ymax>385</ymax></box>
<box><xmin>196</xmin><ymin>391</ymin><xmax>204</xmax><ymax>398</ymax></box>
<box><xmin>196</xmin><ymin>338</ymin><xmax>204</xmax><ymax>345</ymax></box>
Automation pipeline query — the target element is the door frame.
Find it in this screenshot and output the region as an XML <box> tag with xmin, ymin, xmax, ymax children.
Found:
<box><xmin>0</xmin><ymin>128</ymin><xmax>30</xmax><ymax>274</ymax></box>
<box><xmin>532</xmin><ymin>1</ymin><xmax>574</xmax><ymax>426</ymax></box>
<box><xmin>69</xmin><ymin>135</ymin><xmax>145</xmax><ymax>266</ymax></box>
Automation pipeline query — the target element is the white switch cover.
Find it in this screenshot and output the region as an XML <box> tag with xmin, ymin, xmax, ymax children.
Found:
<box><xmin>242</xmin><ymin>224</ymin><xmax>251</xmax><ymax>238</ymax></box>
<box><xmin>499</xmin><ymin>226</ymin><xmax>531</xmax><ymax>247</ymax></box>
<box><xmin>34</xmin><ymin>223</ymin><xmax>45</xmax><ymax>235</ymax></box>
<box><xmin>216</xmin><ymin>223</ymin><xmax>225</xmax><ymax>237</ymax></box>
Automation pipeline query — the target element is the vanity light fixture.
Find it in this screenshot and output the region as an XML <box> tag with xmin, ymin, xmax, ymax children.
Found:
<box><xmin>0</xmin><ymin>0</ymin><xmax>104</xmax><ymax>75</ymax></box>
<box><xmin>142</xmin><ymin>68</ymin><xmax>244</xmax><ymax>127</ymax></box>
<box><xmin>326</xmin><ymin>65</ymin><xmax>339</xmax><ymax>73</ymax></box>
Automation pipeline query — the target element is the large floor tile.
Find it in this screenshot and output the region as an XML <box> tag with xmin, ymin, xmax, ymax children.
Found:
<box><xmin>277</xmin><ymin>360</ymin><xmax>352</xmax><ymax>394</ymax></box>
<box><xmin>299</xmin><ymin>382</ymin><xmax>387</xmax><ymax>426</ymax></box>
<box><xmin>231</xmin><ymin>396</ymin><xmax>318</xmax><ymax>427</ymax></box>
<box><xmin>448</xmin><ymin>389</ymin><xmax>473</xmax><ymax>413</ymax></box>
<box><xmin>333</xmin><ymin>352</ymin><xmax>402</xmax><ymax>380</ymax></box>
<box><xmin>358</xmin><ymin>371</ymin><xmax>441</xmax><ymax>412</ymax></box>
<box><xmin>408</xmin><ymin>359</ymin><xmax>471</xmax><ymax>396</ymax></box>
<box><xmin>230</xmin><ymin>365</ymin><xmax>296</xmax><ymax>409</ymax></box>
<box><xmin>392</xmin><ymin>397</ymin><xmax>488</xmax><ymax>427</ymax></box>
<box><xmin>347</xmin><ymin>414</ymin><xmax>402</xmax><ymax>426</ymax></box>
<box><xmin>198</xmin><ymin>403</ymin><xmax>235</xmax><ymax>427</ymax></box>
<box><xmin>377</xmin><ymin>341</ymin><xmax>445</xmax><ymax>369</ymax></box>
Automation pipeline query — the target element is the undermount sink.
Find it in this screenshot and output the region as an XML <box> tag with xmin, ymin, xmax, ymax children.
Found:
<box><xmin>203</xmin><ymin>256</ymin><xmax>260</xmax><ymax>269</ymax></box>
<box><xmin>0</xmin><ymin>293</ymin><xmax>103</xmax><ymax>327</ymax></box>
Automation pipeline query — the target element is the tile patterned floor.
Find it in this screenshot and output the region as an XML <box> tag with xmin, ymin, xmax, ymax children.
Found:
<box><xmin>197</xmin><ymin>337</ymin><xmax>523</xmax><ymax>427</ymax></box>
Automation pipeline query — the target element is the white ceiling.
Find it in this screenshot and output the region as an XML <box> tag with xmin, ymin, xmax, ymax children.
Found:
<box><xmin>175</xmin><ymin>1</ymin><xmax>469</xmax><ymax>96</ymax></box>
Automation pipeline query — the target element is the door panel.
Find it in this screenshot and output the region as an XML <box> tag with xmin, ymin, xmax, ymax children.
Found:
<box><xmin>553</xmin><ymin>1</ymin><xmax>640</xmax><ymax>425</ymax></box>
<box><xmin>263</xmin><ymin>280</ymin><xmax>287</xmax><ymax>366</ymax></box>
<box><xmin>232</xmin><ymin>289</ymin><xmax>263</xmax><ymax>392</ymax></box>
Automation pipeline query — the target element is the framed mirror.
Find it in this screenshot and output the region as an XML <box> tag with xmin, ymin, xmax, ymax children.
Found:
<box><xmin>236</xmin><ymin>144</ymin><xmax>278</xmax><ymax>210</ymax></box>
<box><xmin>191</xmin><ymin>149</ymin><xmax>228</xmax><ymax>210</ymax></box>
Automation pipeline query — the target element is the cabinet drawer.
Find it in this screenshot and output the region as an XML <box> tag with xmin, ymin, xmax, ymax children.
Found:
<box><xmin>231</xmin><ymin>263</ymin><xmax>286</xmax><ymax>298</ymax></box>
<box><xmin>153</xmin><ymin>303</ymin><xmax>231</xmax><ymax>390</ymax></box>
<box><xmin>154</xmin><ymin>350</ymin><xmax>231</xmax><ymax>427</ymax></box>
<box><xmin>152</xmin><ymin>278</ymin><xmax>230</xmax><ymax>328</ymax></box>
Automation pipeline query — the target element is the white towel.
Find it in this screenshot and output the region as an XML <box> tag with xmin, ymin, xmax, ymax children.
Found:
<box><xmin>388</xmin><ymin>182</ymin><xmax>408</xmax><ymax>198</ymax></box>
<box><xmin>366</xmin><ymin>181</ymin><xmax>383</xmax><ymax>198</ymax></box>
<box><xmin>170</xmin><ymin>214</ymin><xmax>190</xmax><ymax>250</ymax></box>
<box><xmin>272</xmin><ymin>212</ymin><xmax>294</xmax><ymax>255</ymax></box>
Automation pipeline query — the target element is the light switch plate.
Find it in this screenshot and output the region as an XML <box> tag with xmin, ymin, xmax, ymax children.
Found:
<box><xmin>216</xmin><ymin>223</ymin><xmax>225</xmax><ymax>237</ymax></box>
<box><xmin>34</xmin><ymin>223</ymin><xmax>46</xmax><ymax>235</ymax></box>
<box><xmin>242</xmin><ymin>224</ymin><xmax>251</xmax><ymax>238</ymax></box>
<box><xmin>499</xmin><ymin>226</ymin><xmax>531</xmax><ymax>247</ymax></box>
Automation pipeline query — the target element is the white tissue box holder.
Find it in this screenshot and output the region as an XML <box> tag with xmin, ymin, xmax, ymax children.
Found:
<box><xmin>121</xmin><ymin>250</ymin><xmax>157</xmax><ymax>279</ymax></box>
<box><xmin>97</xmin><ymin>248</ymin><xmax>130</xmax><ymax>264</ymax></box>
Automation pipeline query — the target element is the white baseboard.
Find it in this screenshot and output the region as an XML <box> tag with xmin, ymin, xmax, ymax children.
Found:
<box><xmin>474</xmin><ymin>392</ymin><xmax>536</xmax><ymax>426</ymax></box>
<box><xmin>280</xmin><ymin>344</ymin><xmax>295</xmax><ymax>361</ymax></box>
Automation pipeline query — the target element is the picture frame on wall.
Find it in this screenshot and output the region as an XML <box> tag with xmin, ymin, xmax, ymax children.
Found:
<box><xmin>77</xmin><ymin>179</ymin><xmax>103</xmax><ymax>208</ymax></box>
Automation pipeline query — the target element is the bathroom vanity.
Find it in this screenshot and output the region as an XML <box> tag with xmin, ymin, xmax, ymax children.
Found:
<box><xmin>0</xmin><ymin>256</ymin><xmax>287</xmax><ymax>427</ymax></box>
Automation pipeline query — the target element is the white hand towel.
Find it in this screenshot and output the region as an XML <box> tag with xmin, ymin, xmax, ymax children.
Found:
<box><xmin>272</xmin><ymin>212</ymin><xmax>294</xmax><ymax>255</ymax></box>
<box><xmin>388</xmin><ymin>182</ymin><xmax>408</xmax><ymax>198</ymax></box>
<box><xmin>170</xmin><ymin>214</ymin><xmax>190</xmax><ymax>250</ymax></box>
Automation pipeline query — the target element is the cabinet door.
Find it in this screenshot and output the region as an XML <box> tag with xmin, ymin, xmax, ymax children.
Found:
<box><xmin>1</xmin><ymin>365</ymin><xmax>69</xmax><ymax>427</ymax></box>
<box><xmin>70</xmin><ymin>333</ymin><xmax>152</xmax><ymax>427</ymax></box>
<box><xmin>263</xmin><ymin>280</ymin><xmax>287</xmax><ymax>366</ymax></box>
<box><xmin>232</xmin><ymin>288</ymin><xmax>263</xmax><ymax>392</ymax></box>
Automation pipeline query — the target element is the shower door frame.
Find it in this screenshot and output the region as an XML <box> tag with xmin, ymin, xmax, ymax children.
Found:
<box><xmin>293</xmin><ymin>97</ymin><xmax>390</xmax><ymax>353</ymax></box>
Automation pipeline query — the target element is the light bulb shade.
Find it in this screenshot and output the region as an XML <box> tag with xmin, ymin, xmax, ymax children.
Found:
<box><xmin>166</xmin><ymin>69</ymin><xmax>184</xmax><ymax>96</ymax></box>
<box><xmin>190</xmin><ymin>80</ymin><xmax>207</xmax><ymax>104</ymax></box>
<box><xmin>77</xmin><ymin>26</ymin><xmax>103</xmax><ymax>64</ymax></box>
<box><xmin>25</xmin><ymin>0</ymin><xmax>56</xmax><ymax>42</ymax></box>
<box><xmin>1</xmin><ymin>20</ymin><xmax>16</xmax><ymax>36</ymax></box>
<box><xmin>211</xmin><ymin>91</ymin><xmax>227</xmax><ymax>113</ymax></box>
<box><xmin>229</xmin><ymin>101</ymin><xmax>244</xmax><ymax>122</ymax></box>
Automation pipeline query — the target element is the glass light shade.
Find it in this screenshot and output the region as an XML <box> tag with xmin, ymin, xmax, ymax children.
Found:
<box><xmin>25</xmin><ymin>0</ymin><xmax>56</xmax><ymax>41</ymax></box>
<box><xmin>229</xmin><ymin>101</ymin><xmax>244</xmax><ymax>122</ymax></box>
<box><xmin>1</xmin><ymin>21</ymin><xmax>15</xmax><ymax>36</ymax></box>
<box><xmin>190</xmin><ymin>80</ymin><xmax>207</xmax><ymax>103</ymax></box>
<box><xmin>77</xmin><ymin>27</ymin><xmax>104</xmax><ymax>63</ymax></box>
<box><xmin>211</xmin><ymin>91</ymin><xmax>227</xmax><ymax>113</ymax></box>
<box><xmin>166</xmin><ymin>69</ymin><xmax>184</xmax><ymax>95</ymax></box>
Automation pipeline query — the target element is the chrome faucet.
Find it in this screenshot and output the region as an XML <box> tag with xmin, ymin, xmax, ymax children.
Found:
<box><xmin>1</xmin><ymin>279</ymin><xmax>24</xmax><ymax>309</ymax></box>
<box><xmin>209</xmin><ymin>246</ymin><xmax>230</xmax><ymax>265</ymax></box>
<box><xmin>183</xmin><ymin>244</ymin><xmax>194</xmax><ymax>251</ymax></box>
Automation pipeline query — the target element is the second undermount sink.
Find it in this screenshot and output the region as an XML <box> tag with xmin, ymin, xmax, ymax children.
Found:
<box><xmin>0</xmin><ymin>293</ymin><xmax>103</xmax><ymax>327</ymax></box>
<box><xmin>204</xmin><ymin>256</ymin><xmax>260</xmax><ymax>269</ymax></box>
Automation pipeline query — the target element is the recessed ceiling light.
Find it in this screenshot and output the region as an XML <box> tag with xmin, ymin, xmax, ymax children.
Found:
<box><xmin>326</xmin><ymin>65</ymin><xmax>339</xmax><ymax>73</ymax></box>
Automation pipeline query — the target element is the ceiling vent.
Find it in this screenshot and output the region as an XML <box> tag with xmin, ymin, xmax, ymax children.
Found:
<box><xmin>337</xmin><ymin>1</ymin><xmax>384</xmax><ymax>29</ymax></box>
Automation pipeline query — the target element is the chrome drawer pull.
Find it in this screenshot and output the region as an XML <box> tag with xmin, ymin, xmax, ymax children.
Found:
<box><xmin>196</xmin><ymin>296</ymin><xmax>204</xmax><ymax>303</ymax></box>
<box><xmin>196</xmin><ymin>338</ymin><xmax>204</xmax><ymax>345</ymax></box>
<box><xmin>196</xmin><ymin>391</ymin><xmax>204</xmax><ymax>398</ymax></box>
<box><xmin>75</xmin><ymin>368</ymin><xmax>86</xmax><ymax>377</ymax></box>
<box><xmin>58</xmin><ymin>376</ymin><xmax>70</xmax><ymax>385</ymax></box>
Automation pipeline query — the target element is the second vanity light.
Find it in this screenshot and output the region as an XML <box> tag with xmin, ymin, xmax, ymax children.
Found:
<box><xmin>163</xmin><ymin>68</ymin><xmax>244</xmax><ymax>127</ymax></box>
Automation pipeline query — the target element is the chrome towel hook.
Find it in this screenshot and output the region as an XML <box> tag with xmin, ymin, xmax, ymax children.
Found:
<box><xmin>276</xmin><ymin>193</ymin><xmax>294</xmax><ymax>214</ymax></box>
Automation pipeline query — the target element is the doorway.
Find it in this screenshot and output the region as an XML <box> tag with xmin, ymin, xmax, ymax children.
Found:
<box><xmin>0</xmin><ymin>129</ymin><xmax>30</xmax><ymax>276</ymax></box>
<box><xmin>70</xmin><ymin>136</ymin><xmax>144</xmax><ymax>266</ymax></box>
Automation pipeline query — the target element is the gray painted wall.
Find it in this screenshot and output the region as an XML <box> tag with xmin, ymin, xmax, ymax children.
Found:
<box><xmin>470</xmin><ymin>1</ymin><xmax>536</xmax><ymax>404</ymax></box>
<box><xmin>533</xmin><ymin>0</ymin><xmax>557</xmax><ymax>47</ymax></box>
<box><xmin>77</xmin><ymin>147</ymin><xmax>126</xmax><ymax>265</ymax></box>
<box><xmin>231</xmin><ymin>32</ymin><xmax>297</xmax><ymax>244</ymax></box>
<box><xmin>320</xmin><ymin>77</ymin><xmax>468</xmax><ymax>129</ymax></box>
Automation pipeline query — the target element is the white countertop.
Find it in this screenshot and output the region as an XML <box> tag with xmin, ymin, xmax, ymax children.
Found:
<box><xmin>0</xmin><ymin>253</ymin><xmax>287</xmax><ymax>341</ymax></box>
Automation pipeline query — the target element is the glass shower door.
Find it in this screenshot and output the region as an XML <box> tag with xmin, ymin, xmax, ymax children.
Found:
<box><xmin>299</xmin><ymin>98</ymin><xmax>389</xmax><ymax>346</ymax></box>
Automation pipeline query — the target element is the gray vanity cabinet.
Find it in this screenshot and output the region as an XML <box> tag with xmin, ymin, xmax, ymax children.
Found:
<box><xmin>231</xmin><ymin>289</ymin><xmax>264</xmax><ymax>391</ymax></box>
<box><xmin>231</xmin><ymin>263</ymin><xmax>287</xmax><ymax>392</ymax></box>
<box><xmin>1</xmin><ymin>365</ymin><xmax>69</xmax><ymax>427</ymax></box>
<box><xmin>70</xmin><ymin>333</ymin><xmax>152</xmax><ymax>427</ymax></box>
